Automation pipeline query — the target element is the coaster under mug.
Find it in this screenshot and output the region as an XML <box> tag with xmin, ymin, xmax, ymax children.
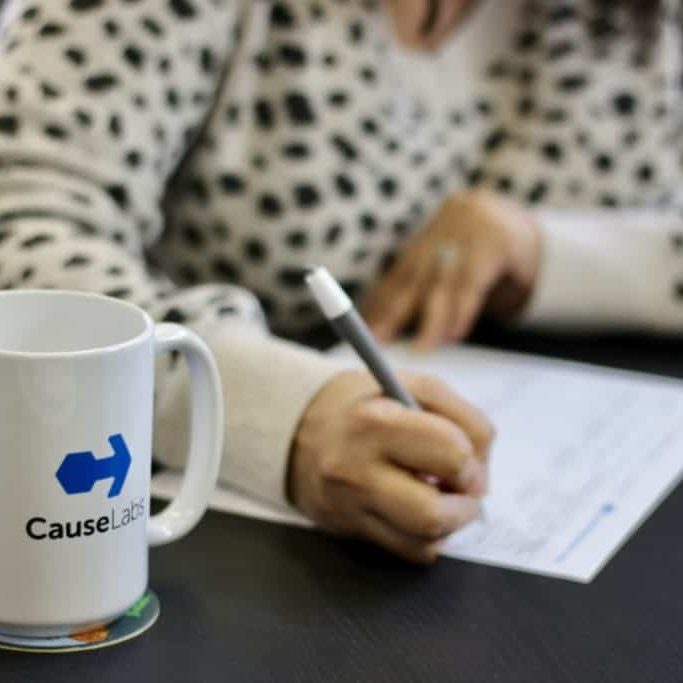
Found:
<box><xmin>0</xmin><ymin>589</ymin><xmax>160</xmax><ymax>654</ymax></box>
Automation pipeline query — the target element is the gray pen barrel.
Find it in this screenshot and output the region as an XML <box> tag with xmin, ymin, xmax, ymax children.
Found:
<box><xmin>331</xmin><ymin>308</ymin><xmax>420</xmax><ymax>410</ymax></box>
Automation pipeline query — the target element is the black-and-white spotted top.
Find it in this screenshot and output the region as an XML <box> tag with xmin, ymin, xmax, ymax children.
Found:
<box><xmin>1</xmin><ymin>0</ymin><xmax>682</xmax><ymax>504</ymax></box>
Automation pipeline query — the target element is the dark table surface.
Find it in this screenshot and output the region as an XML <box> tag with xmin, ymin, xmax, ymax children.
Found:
<box><xmin>2</xmin><ymin>329</ymin><xmax>683</xmax><ymax>683</ymax></box>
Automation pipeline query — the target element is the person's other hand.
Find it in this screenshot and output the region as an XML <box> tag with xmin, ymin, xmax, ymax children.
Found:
<box><xmin>288</xmin><ymin>370</ymin><xmax>493</xmax><ymax>564</ymax></box>
<box><xmin>364</xmin><ymin>190</ymin><xmax>541</xmax><ymax>350</ymax></box>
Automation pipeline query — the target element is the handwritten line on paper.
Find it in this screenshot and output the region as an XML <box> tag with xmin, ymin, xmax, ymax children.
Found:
<box><xmin>555</xmin><ymin>503</ymin><xmax>616</xmax><ymax>565</ymax></box>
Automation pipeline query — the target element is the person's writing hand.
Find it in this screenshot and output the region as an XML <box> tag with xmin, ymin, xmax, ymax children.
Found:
<box><xmin>364</xmin><ymin>190</ymin><xmax>541</xmax><ymax>350</ymax></box>
<box><xmin>288</xmin><ymin>370</ymin><xmax>493</xmax><ymax>564</ymax></box>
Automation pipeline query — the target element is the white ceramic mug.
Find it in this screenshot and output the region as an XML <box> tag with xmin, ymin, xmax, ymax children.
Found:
<box><xmin>0</xmin><ymin>290</ymin><xmax>223</xmax><ymax>638</ymax></box>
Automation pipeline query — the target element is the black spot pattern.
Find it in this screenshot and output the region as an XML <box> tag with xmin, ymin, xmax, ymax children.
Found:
<box><xmin>141</xmin><ymin>16</ymin><xmax>164</xmax><ymax>38</ymax></box>
<box><xmin>44</xmin><ymin>124</ymin><xmax>69</xmax><ymax>140</ymax></box>
<box><xmin>218</xmin><ymin>174</ymin><xmax>246</xmax><ymax>194</ymax></box>
<box><xmin>105</xmin><ymin>185</ymin><xmax>129</xmax><ymax>210</ymax></box>
<box><xmin>279</xmin><ymin>43</ymin><xmax>306</xmax><ymax>67</ymax></box>
<box><xmin>282</xmin><ymin>142</ymin><xmax>310</xmax><ymax>160</ymax></box>
<box><xmin>0</xmin><ymin>0</ymin><xmax>679</xmax><ymax>352</ymax></box>
<box><xmin>254</xmin><ymin>99</ymin><xmax>275</xmax><ymax>129</ymax></box>
<box><xmin>294</xmin><ymin>184</ymin><xmax>321</xmax><ymax>210</ymax></box>
<box><xmin>84</xmin><ymin>73</ymin><xmax>119</xmax><ymax>92</ymax></box>
<box><xmin>39</xmin><ymin>23</ymin><xmax>67</xmax><ymax>38</ymax></box>
<box><xmin>73</xmin><ymin>109</ymin><xmax>93</xmax><ymax>127</ymax></box>
<box><xmin>285</xmin><ymin>230</ymin><xmax>308</xmax><ymax>249</ymax></box>
<box><xmin>0</xmin><ymin>115</ymin><xmax>19</xmax><ymax>135</ymax></box>
<box><xmin>70</xmin><ymin>0</ymin><xmax>104</xmax><ymax>11</ymax></box>
<box><xmin>213</xmin><ymin>257</ymin><xmax>239</xmax><ymax>281</ymax></box>
<box><xmin>168</xmin><ymin>0</ymin><xmax>197</xmax><ymax>20</ymax></box>
<box><xmin>284</xmin><ymin>92</ymin><xmax>316</xmax><ymax>125</ymax></box>
<box><xmin>258</xmin><ymin>194</ymin><xmax>284</xmax><ymax>218</ymax></box>
<box><xmin>40</xmin><ymin>82</ymin><xmax>61</xmax><ymax>99</ymax></box>
<box><xmin>614</xmin><ymin>92</ymin><xmax>638</xmax><ymax>116</ymax></box>
<box><xmin>103</xmin><ymin>287</ymin><xmax>132</xmax><ymax>299</ymax></box>
<box><xmin>162</xmin><ymin>307</ymin><xmax>188</xmax><ymax>323</ymax></box>
<box><xmin>20</xmin><ymin>234</ymin><xmax>53</xmax><ymax>249</ymax></box>
<box><xmin>270</xmin><ymin>3</ymin><xmax>296</xmax><ymax>29</ymax></box>
<box><xmin>557</xmin><ymin>73</ymin><xmax>589</xmax><ymax>91</ymax></box>
<box><xmin>64</xmin><ymin>47</ymin><xmax>87</xmax><ymax>66</ymax></box>
<box><xmin>123</xmin><ymin>45</ymin><xmax>145</xmax><ymax>70</ymax></box>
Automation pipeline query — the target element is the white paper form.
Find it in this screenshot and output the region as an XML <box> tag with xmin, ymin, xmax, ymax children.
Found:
<box><xmin>335</xmin><ymin>345</ymin><xmax>683</xmax><ymax>582</ymax></box>
<box><xmin>152</xmin><ymin>345</ymin><xmax>683</xmax><ymax>583</ymax></box>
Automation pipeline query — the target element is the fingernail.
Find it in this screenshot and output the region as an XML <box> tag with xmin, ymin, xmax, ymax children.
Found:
<box><xmin>457</xmin><ymin>459</ymin><xmax>477</xmax><ymax>487</ymax></box>
<box><xmin>437</xmin><ymin>496</ymin><xmax>459</xmax><ymax>526</ymax></box>
<box><xmin>438</xmin><ymin>496</ymin><xmax>481</xmax><ymax>529</ymax></box>
<box><xmin>457</xmin><ymin>459</ymin><xmax>485</xmax><ymax>495</ymax></box>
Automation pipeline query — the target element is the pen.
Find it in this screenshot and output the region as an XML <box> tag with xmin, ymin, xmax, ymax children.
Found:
<box><xmin>305</xmin><ymin>265</ymin><xmax>419</xmax><ymax>410</ymax></box>
<box><xmin>305</xmin><ymin>265</ymin><xmax>487</xmax><ymax>522</ymax></box>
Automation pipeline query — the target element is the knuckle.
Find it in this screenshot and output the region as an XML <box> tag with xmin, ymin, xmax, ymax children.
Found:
<box><xmin>449</xmin><ymin>425</ymin><xmax>475</xmax><ymax>459</ymax></box>
<box><xmin>427</xmin><ymin>420</ymin><xmax>472</xmax><ymax>465</ymax></box>
<box><xmin>321</xmin><ymin>508</ymin><xmax>358</xmax><ymax>539</ymax></box>
<box><xmin>304</xmin><ymin>488</ymin><xmax>339</xmax><ymax>530</ymax></box>
<box><xmin>464</xmin><ymin>410</ymin><xmax>496</xmax><ymax>453</ymax></box>
<box><xmin>364</xmin><ymin>475</ymin><xmax>386</xmax><ymax>509</ymax></box>
<box><xmin>311</xmin><ymin>498</ymin><xmax>335</xmax><ymax>527</ymax></box>
<box><xmin>409</xmin><ymin>373</ymin><xmax>441</xmax><ymax>397</ymax></box>
<box><xmin>349</xmin><ymin>400</ymin><xmax>394</xmax><ymax>434</ymax></box>
<box><xmin>319</xmin><ymin>453</ymin><xmax>350</xmax><ymax>485</ymax></box>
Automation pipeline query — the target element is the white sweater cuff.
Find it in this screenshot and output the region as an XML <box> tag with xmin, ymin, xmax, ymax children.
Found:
<box><xmin>521</xmin><ymin>210</ymin><xmax>683</xmax><ymax>334</ymax></box>
<box><xmin>153</xmin><ymin>329</ymin><xmax>347</xmax><ymax>507</ymax></box>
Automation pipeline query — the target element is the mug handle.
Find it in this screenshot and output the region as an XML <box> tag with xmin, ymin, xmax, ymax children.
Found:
<box><xmin>147</xmin><ymin>323</ymin><xmax>224</xmax><ymax>546</ymax></box>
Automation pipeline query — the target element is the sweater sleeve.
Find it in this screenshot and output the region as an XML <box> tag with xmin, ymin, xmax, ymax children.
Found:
<box><xmin>520</xmin><ymin>209</ymin><xmax>683</xmax><ymax>334</ymax></box>
<box><xmin>0</xmin><ymin>0</ymin><xmax>345</xmax><ymax>505</ymax></box>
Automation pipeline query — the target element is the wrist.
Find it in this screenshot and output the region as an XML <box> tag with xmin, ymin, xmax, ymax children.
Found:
<box><xmin>513</xmin><ymin>210</ymin><xmax>543</xmax><ymax>314</ymax></box>
<box><xmin>486</xmin><ymin>199</ymin><xmax>543</xmax><ymax>319</ymax></box>
<box><xmin>286</xmin><ymin>370</ymin><xmax>367</xmax><ymax>507</ymax></box>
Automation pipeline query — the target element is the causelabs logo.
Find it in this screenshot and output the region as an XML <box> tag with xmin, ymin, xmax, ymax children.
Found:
<box><xmin>25</xmin><ymin>434</ymin><xmax>145</xmax><ymax>541</ymax></box>
<box><xmin>56</xmin><ymin>433</ymin><xmax>131</xmax><ymax>499</ymax></box>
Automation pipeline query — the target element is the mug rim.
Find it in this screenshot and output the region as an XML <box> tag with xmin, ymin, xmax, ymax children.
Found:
<box><xmin>0</xmin><ymin>290</ymin><xmax>154</xmax><ymax>359</ymax></box>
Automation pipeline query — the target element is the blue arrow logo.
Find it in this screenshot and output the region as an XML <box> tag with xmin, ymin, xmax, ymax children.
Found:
<box><xmin>56</xmin><ymin>434</ymin><xmax>132</xmax><ymax>499</ymax></box>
